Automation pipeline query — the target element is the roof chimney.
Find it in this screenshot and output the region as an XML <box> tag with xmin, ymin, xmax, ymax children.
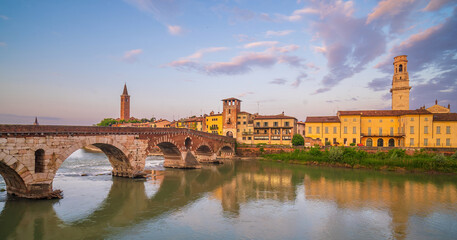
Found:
<box><xmin>435</xmin><ymin>99</ymin><xmax>438</xmax><ymax>105</ymax></box>
<box><xmin>448</xmin><ymin>104</ymin><xmax>451</xmax><ymax>110</ymax></box>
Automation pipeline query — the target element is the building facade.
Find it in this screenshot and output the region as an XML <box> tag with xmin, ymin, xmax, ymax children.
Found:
<box><xmin>391</xmin><ymin>55</ymin><xmax>411</xmax><ymax>110</ymax></box>
<box><xmin>222</xmin><ymin>98</ymin><xmax>241</xmax><ymax>138</ymax></box>
<box><xmin>205</xmin><ymin>112</ymin><xmax>223</xmax><ymax>135</ymax></box>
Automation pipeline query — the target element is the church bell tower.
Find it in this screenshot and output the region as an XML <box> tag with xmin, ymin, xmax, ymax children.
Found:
<box><xmin>120</xmin><ymin>84</ymin><xmax>130</xmax><ymax>120</ymax></box>
<box><xmin>390</xmin><ymin>55</ymin><xmax>411</xmax><ymax>110</ymax></box>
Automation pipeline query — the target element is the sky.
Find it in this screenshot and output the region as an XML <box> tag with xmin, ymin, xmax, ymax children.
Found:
<box><xmin>0</xmin><ymin>0</ymin><xmax>456</xmax><ymax>125</ymax></box>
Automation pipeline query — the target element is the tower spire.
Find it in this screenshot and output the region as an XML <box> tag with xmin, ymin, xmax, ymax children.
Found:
<box><xmin>122</xmin><ymin>83</ymin><xmax>128</xmax><ymax>95</ymax></box>
<box><xmin>390</xmin><ymin>55</ymin><xmax>411</xmax><ymax>110</ymax></box>
<box><xmin>34</xmin><ymin>117</ymin><xmax>39</xmax><ymax>125</ymax></box>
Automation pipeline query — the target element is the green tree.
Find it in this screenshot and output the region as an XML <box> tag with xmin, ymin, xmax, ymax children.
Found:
<box><xmin>97</xmin><ymin>118</ymin><xmax>118</xmax><ymax>126</ymax></box>
<box><xmin>292</xmin><ymin>134</ymin><xmax>304</xmax><ymax>146</ymax></box>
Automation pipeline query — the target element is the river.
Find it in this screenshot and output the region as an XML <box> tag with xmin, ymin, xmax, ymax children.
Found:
<box><xmin>1</xmin><ymin>149</ymin><xmax>457</xmax><ymax>239</ymax></box>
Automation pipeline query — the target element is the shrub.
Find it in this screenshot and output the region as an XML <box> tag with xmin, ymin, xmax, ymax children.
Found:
<box><xmin>343</xmin><ymin>147</ymin><xmax>357</xmax><ymax>159</ymax></box>
<box><xmin>355</xmin><ymin>150</ymin><xmax>368</xmax><ymax>159</ymax></box>
<box><xmin>292</xmin><ymin>134</ymin><xmax>305</xmax><ymax>146</ymax></box>
<box><xmin>349</xmin><ymin>143</ymin><xmax>356</xmax><ymax>146</ymax></box>
<box><xmin>451</xmin><ymin>151</ymin><xmax>457</xmax><ymax>160</ymax></box>
<box><xmin>308</xmin><ymin>147</ymin><xmax>322</xmax><ymax>156</ymax></box>
<box><xmin>432</xmin><ymin>153</ymin><xmax>447</xmax><ymax>163</ymax></box>
<box><xmin>388</xmin><ymin>149</ymin><xmax>406</xmax><ymax>159</ymax></box>
<box><xmin>325</xmin><ymin>141</ymin><xmax>331</xmax><ymax>146</ymax></box>
<box><xmin>328</xmin><ymin>147</ymin><xmax>344</xmax><ymax>162</ymax></box>
<box><xmin>374</xmin><ymin>151</ymin><xmax>387</xmax><ymax>159</ymax></box>
<box><xmin>259</xmin><ymin>147</ymin><xmax>265</xmax><ymax>154</ymax></box>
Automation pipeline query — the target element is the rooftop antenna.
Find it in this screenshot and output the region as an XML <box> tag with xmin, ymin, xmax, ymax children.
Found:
<box><xmin>257</xmin><ymin>102</ymin><xmax>260</xmax><ymax>114</ymax></box>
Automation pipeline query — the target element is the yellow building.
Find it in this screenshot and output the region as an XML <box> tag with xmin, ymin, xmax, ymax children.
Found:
<box><xmin>236</xmin><ymin>111</ymin><xmax>255</xmax><ymax>144</ymax></box>
<box><xmin>252</xmin><ymin>114</ymin><xmax>297</xmax><ymax>145</ymax></box>
<box><xmin>205</xmin><ymin>113</ymin><xmax>223</xmax><ymax>135</ymax></box>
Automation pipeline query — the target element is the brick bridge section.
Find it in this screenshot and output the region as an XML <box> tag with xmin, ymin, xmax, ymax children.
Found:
<box><xmin>0</xmin><ymin>125</ymin><xmax>236</xmax><ymax>199</ymax></box>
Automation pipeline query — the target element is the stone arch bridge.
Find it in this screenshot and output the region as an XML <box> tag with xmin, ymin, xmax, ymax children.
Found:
<box><xmin>0</xmin><ymin>125</ymin><xmax>235</xmax><ymax>199</ymax></box>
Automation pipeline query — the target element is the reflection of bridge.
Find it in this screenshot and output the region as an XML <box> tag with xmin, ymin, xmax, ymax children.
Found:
<box><xmin>0</xmin><ymin>125</ymin><xmax>235</xmax><ymax>198</ymax></box>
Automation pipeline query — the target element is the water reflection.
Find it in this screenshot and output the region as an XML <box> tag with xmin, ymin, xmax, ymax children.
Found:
<box><xmin>0</xmin><ymin>159</ymin><xmax>456</xmax><ymax>239</ymax></box>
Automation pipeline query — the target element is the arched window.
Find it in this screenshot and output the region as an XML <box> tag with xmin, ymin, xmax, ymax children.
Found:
<box><xmin>377</xmin><ymin>138</ymin><xmax>384</xmax><ymax>147</ymax></box>
<box><xmin>366</xmin><ymin>138</ymin><xmax>373</xmax><ymax>147</ymax></box>
<box><xmin>388</xmin><ymin>138</ymin><xmax>395</xmax><ymax>147</ymax></box>
<box><xmin>399</xmin><ymin>64</ymin><xmax>403</xmax><ymax>72</ymax></box>
<box><xmin>35</xmin><ymin>149</ymin><xmax>45</xmax><ymax>173</ymax></box>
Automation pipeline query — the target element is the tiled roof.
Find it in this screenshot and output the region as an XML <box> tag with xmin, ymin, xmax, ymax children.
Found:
<box><xmin>433</xmin><ymin>113</ymin><xmax>457</xmax><ymax>121</ymax></box>
<box><xmin>305</xmin><ymin>116</ymin><xmax>340</xmax><ymax>123</ymax></box>
<box><xmin>338</xmin><ymin>109</ymin><xmax>431</xmax><ymax>116</ymax></box>
<box><xmin>221</xmin><ymin>97</ymin><xmax>242</xmax><ymax>101</ymax></box>
<box><xmin>254</xmin><ymin>114</ymin><xmax>296</xmax><ymax>120</ymax></box>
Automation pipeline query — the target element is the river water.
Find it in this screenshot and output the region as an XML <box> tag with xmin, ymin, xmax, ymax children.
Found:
<box><xmin>1</xmin><ymin>150</ymin><xmax>457</xmax><ymax>240</ymax></box>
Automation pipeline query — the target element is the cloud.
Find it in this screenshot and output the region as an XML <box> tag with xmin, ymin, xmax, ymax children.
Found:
<box><xmin>186</xmin><ymin>47</ymin><xmax>228</xmax><ymax>59</ymax></box>
<box><xmin>212</xmin><ymin>5</ymin><xmax>272</xmax><ymax>24</ymax></box>
<box><xmin>291</xmin><ymin>73</ymin><xmax>307</xmax><ymax>88</ymax></box>
<box><xmin>168</xmin><ymin>44</ymin><xmax>305</xmax><ymax>75</ymax></box>
<box><xmin>122</xmin><ymin>49</ymin><xmax>143</xmax><ymax>63</ymax></box>
<box><xmin>244</xmin><ymin>41</ymin><xmax>278</xmax><ymax>49</ymax></box>
<box><xmin>277</xmin><ymin>6</ymin><xmax>319</xmax><ymax>22</ymax></box>
<box><xmin>234</xmin><ymin>34</ymin><xmax>255</xmax><ymax>42</ymax></box>
<box><xmin>0</xmin><ymin>42</ymin><xmax>6</xmax><ymax>47</ymax></box>
<box><xmin>423</xmin><ymin>0</ymin><xmax>454</xmax><ymax>11</ymax></box>
<box><xmin>269</xmin><ymin>78</ymin><xmax>287</xmax><ymax>85</ymax></box>
<box><xmin>0</xmin><ymin>15</ymin><xmax>8</xmax><ymax>20</ymax></box>
<box><xmin>366</xmin><ymin>0</ymin><xmax>415</xmax><ymax>24</ymax></box>
<box><xmin>367</xmin><ymin>77</ymin><xmax>390</xmax><ymax>91</ymax></box>
<box><xmin>308</xmin><ymin>1</ymin><xmax>386</xmax><ymax>93</ymax></box>
<box><xmin>265</xmin><ymin>30</ymin><xmax>294</xmax><ymax>37</ymax></box>
<box><xmin>167</xmin><ymin>25</ymin><xmax>183</xmax><ymax>35</ymax></box>
<box><xmin>238</xmin><ymin>91</ymin><xmax>254</xmax><ymax>97</ymax></box>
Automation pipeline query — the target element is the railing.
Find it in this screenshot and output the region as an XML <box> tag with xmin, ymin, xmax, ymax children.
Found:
<box><xmin>360</xmin><ymin>132</ymin><xmax>405</xmax><ymax>137</ymax></box>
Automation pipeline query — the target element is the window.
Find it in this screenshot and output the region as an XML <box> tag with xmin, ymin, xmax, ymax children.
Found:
<box><xmin>353</xmin><ymin>118</ymin><xmax>356</xmax><ymax>122</ymax></box>
<box><xmin>237</xmin><ymin>129</ymin><xmax>240</xmax><ymax>132</ymax></box>
<box><xmin>366</xmin><ymin>138</ymin><xmax>373</xmax><ymax>147</ymax></box>
<box><xmin>399</xmin><ymin>64</ymin><xmax>403</xmax><ymax>72</ymax></box>
<box><xmin>242</xmin><ymin>137</ymin><xmax>246</xmax><ymax>140</ymax></box>
<box><xmin>352</xmin><ymin>127</ymin><xmax>356</xmax><ymax>134</ymax></box>
<box><xmin>237</xmin><ymin>122</ymin><xmax>240</xmax><ymax>125</ymax></box>
<box><xmin>228</xmin><ymin>109</ymin><xmax>231</xmax><ymax>114</ymax></box>
<box><xmin>436</xmin><ymin>138</ymin><xmax>441</xmax><ymax>146</ymax></box>
<box><xmin>243</xmin><ymin>121</ymin><xmax>246</xmax><ymax>125</ymax></box>
<box><xmin>424</xmin><ymin>126</ymin><xmax>428</xmax><ymax>134</ymax></box>
<box><xmin>390</xmin><ymin>119</ymin><xmax>394</xmax><ymax>122</ymax></box>
<box><xmin>325</xmin><ymin>138</ymin><xmax>328</xmax><ymax>143</ymax></box>
<box><xmin>368</xmin><ymin>127</ymin><xmax>371</xmax><ymax>135</ymax></box>
<box><xmin>274</xmin><ymin>122</ymin><xmax>278</xmax><ymax>127</ymax></box>
<box><xmin>446</xmin><ymin>126</ymin><xmax>451</xmax><ymax>134</ymax></box>
<box><xmin>390</xmin><ymin>127</ymin><xmax>393</xmax><ymax>136</ymax></box>
<box><xmin>437</xmin><ymin>126</ymin><xmax>441</xmax><ymax>134</ymax></box>
<box><xmin>424</xmin><ymin>117</ymin><xmax>428</xmax><ymax>122</ymax></box>
<box><xmin>325</xmin><ymin>127</ymin><xmax>329</xmax><ymax>134</ymax></box>
<box><xmin>264</xmin><ymin>122</ymin><xmax>268</xmax><ymax>127</ymax></box>
<box><xmin>352</xmin><ymin>138</ymin><xmax>356</xmax><ymax>143</ymax></box>
<box><xmin>264</xmin><ymin>130</ymin><xmax>267</xmax><ymax>134</ymax></box>
<box><xmin>308</xmin><ymin>127</ymin><xmax>312</xmax><ymax>134</ymax></box>
<box><xmin>285</xmin><ymin>122</ymin><xmax>289</xmax><ymax>127</ymax></box>
<box><xmin>446</xmin><ymin>138</ymin><xmax>451</xmax><ymax>146</ymax></box>
<box><xmin>380</xmin><ymin>119</ymin><xmax>383</xmax><ymax>123</ymax></box>
<box><xmin>248</xmin><ymin>137</ymin><xmax>251</xmax><ymax>140</ymax></box>
<box><xmin>410</xmin><ymin>117</ymin><xmax>414</xmax><ymax>121</ymax></box>
<box><xmin>424</xmin><ymin>138</ymin><xmax>428</xmax><ymax>146</ymax></box>
<box><xmin>379</xmin><ymin>127</ymin><xmax>383</xmax><ymax>135</ymax></box>
<box><xmin>344</xmin><ymin>118</ymin><xmax>347</xmax><ymax>122</ymax></box>
<box><xmin>344</xmin><ymin>127</ymin><xmax>347</xmax><ymax>134</ymax></box>
<box><xmin>333</xmin><ymin>138</ymin><xmax>337</xmax><ymax>144</ymax></box>
<box><xmin>410</xmin><ymin>138</ymin><xmax>414</xmax><ymax>146</ymax></box>
<box><xmin>316</xmin><ymin>127</ymin><xmax>320</xmax><ymax>134</ymax></box>
<box><xmin>368</xmin><ymin>119</ymin><xmax>371</xmax><ymax>123</ymax></box>
<box><xmin>410</xmin><ymin>126</ymin><xmax>414</xmax><ymax>134</ymax></box>
<box><xmin>333</xmin><ymin>127</ymin><xmax>337</xmax><ymax>134</ymax></box>
<box><xmin>35</xmin><ymin>149</ymin><xmax>45</xmax><ymax>173</ymax></box>
<box><xmin>256</xmin><ymin>122</ymin><xmax>260</xmax><ymax>127</ymax></box>
<box><xmin>344</xmin><ymin>138</ymin><xmax>347</xmax><ymax>144</ymax></box>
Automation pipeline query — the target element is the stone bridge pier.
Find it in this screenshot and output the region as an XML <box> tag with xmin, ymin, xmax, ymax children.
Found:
<box><xmin>0</xmin><ymin>125</ymin><xmax>236</xmax><ymax>199</ymax></box>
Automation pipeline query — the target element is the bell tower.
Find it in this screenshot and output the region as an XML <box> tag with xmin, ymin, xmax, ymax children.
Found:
<box><xmin>390</xmin><ymin>55</ymin><xmax>411</xmax><ymax>110</ymax></box>
<box><xmin>222</xmin><ymin>98</ymin><xmax>241</xmax><ymax>138</ymax></box>
<box><xmin>120</xmin><ymin>84</ymin><xmax>130</xmax><ymax>120</ymax></box>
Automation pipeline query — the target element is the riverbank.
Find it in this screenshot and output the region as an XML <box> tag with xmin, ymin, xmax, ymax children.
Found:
<box><xmin>262</xmin><ymin>147</ymin><xmax>457</xmax><ymax>174</ymax></box>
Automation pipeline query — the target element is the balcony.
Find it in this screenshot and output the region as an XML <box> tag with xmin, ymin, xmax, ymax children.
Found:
<box><xmin>360</xmin><ymin>132</ymin><xmax>405</xmax><ymax>137</ymax></box>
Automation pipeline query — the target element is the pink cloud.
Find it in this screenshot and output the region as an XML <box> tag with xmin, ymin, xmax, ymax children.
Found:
<box><xmin>122</xmin><ymin>49</ymin><xmax>143</xmax><ymax>63</ymax></box>
<box><xmin>366</xmin><ymin>0</ymin><xmax>415</xmax><ymax>24</ymax></box>
<box><xmin>167</xmin><ymin>25</ymin><xmax>183</xmax><ymax>35</ymax></box>
<box><xmin>423</xmin><ymin>0</ymin><xmax>454</xmax><ymax>11</ymax></box>
<box><xmin>244</xmin><ymin>41</ymin><xmax>278</xmax><ymax>49</ymax></box>
<box><xmin>265</xmin><ymin>30</ymin><xmax>295</xmax><ymax>37</ymax></box>
<box><xmin>186</xmin><ymin>47</ymin><xmax>228</xmax><ymax>59</ymax></box>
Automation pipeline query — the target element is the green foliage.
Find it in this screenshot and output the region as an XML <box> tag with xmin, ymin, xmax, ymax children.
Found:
<box><xmin>388</xmin><ymin>149</ymin><xmax>406</xmax><ymax>160</ymax></box>
<box><xmin>325</xmin><ymin>141</ymin><xmax>331</xmax><ymax>146</ymax></box>
<box><xmin>97</xmin><ymin>118</ymin><xmax>118</xmax><ymax>126</ymax></box>
<box><xmin>349</xmin><ymin>143</ymin><xmax>356</xmax><ymax>146</ymax></box>
<box><xmin>308</xmin><ymin>147</ymin><xmax>322</xmax><ymax>156</ymax></box>
<box><xmin>452</xmin><ymin>151</ymin><xmax>457</xmax><ymax>160</ymax></box>
<box><xmin>292</xmin><ymin>134</ymin><xmax>305</xmax><ymax>146</ymax></box>
<box><xmin>343</xmin><ymin>147</ymin><xmax>357</xmax><ymax>159</ymax></box>
<box><xmin>259</xmin><ymin>147</ymin><xmax>265</xmax><ymax>154</ymax></box>
<box><xmin>328</xmin><ymin>147</ymin><xmax>344</xmax><ymax>162</ymax></box>
<box><xmin>432</xmin><ymin>153</ymin><xmax>447</xmax><ymax>163</ymax></box>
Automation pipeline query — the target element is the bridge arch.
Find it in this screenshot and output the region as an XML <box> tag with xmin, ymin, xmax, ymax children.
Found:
<box><xmin>218</xmin><ymin>145</ymin><xmax>234</xmax><ymax>158</ymax></box>
<box><xmin>55</xmin><ymin>138</ymin><xmax>132</xmax><ymax>178</ymax></box>
<box><xmin>0</xmin><ymin>151</ymin><xmax>31</xmax><ymax>197</ymax></box>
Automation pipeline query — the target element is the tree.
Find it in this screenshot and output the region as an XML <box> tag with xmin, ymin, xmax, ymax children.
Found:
<box><xmin>292</xmin><ymin>134</ymin><xmax>304</xmax><ymax>146</ymax></box>
<box><xmin>97</xmin><ymin>118</ymin><xmax>118</xmax><ymax>126</ymax></box>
